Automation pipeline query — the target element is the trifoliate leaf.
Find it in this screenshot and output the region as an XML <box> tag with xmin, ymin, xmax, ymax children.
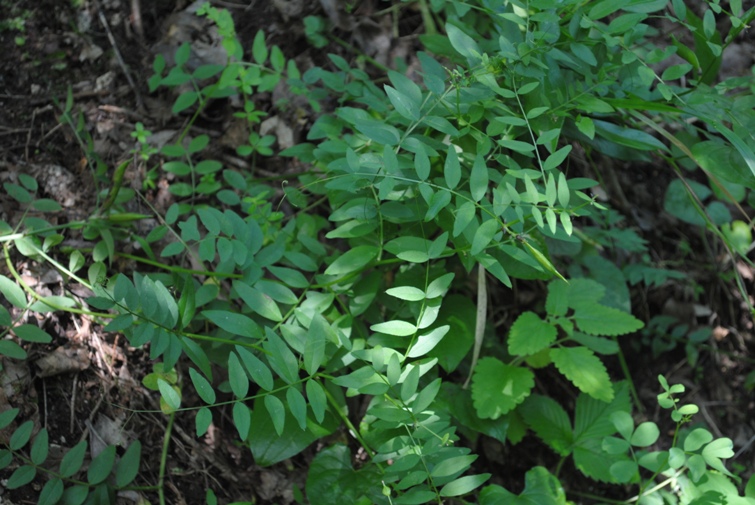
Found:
<box><xmin>550</xmin><ymin>347</ymin><xmax>613</xmax><ymax>402</ymax></box>
<box><xmin>472</xmin><ymin>358</ymin><xmax>534</xmax><ymax>419</ymax></box>
<box><xmin>508</xmin><ymin>312</ymin><xmax>557</xmax><ymax>356</ymax></box>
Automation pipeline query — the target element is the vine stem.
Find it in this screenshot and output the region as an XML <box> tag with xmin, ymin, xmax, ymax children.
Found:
<box><xmin>158</xmin><ymin>412</ymin><xmax>175</xmax><ymax>505</ymax></box>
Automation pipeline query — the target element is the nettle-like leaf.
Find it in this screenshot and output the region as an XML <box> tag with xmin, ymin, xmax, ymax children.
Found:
<box><xmin>550</xmin><ymin>346</ymin><xmax>613</xmax><ymax>402</ymax></box>
<box><xmin>573</xmin><ymin>304</ymin><xmax>644</xmax><ymax>336</ymax></box>
<box><xmin>479</xmin><ymin>467</ymin><xmax>567</xmax><ymax>505</ymax></box>
<box><xmin>472</xmin><ymin>358</ymin><xmax>534</xmax><ymax>419</ymax></box>
<box><xmin>518</xmin><ymin>395</ymin><xmax>573</xmax><ymax>456</ymax></box>
<box><xmin>508</xmin><ymin>312</ymin><xmax>557</xmax><ymax>356</ymax></box>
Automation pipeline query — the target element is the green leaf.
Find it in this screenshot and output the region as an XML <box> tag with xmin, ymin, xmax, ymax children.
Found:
<box><xmin>252</xmin><ymin>30</ymin><xmax>268</xmax><ymax>64</ymax></box>
<box><xmin>371</xmin><ymin>320</ymin><xmax>417</xmax><ymax>336</ymax></box>
<box><xmin>702</xmin><ymin>437</ymin><xmax>735</xmax><ymax>476</ymax></box>
<box><xmin>385</xmin><ymin>85</ymin><xmax>420</xmax><ymax>121</ymax></box>
<box><xmin>306</xmin><ymin>379</ymin><xmax>327</xmax><ymax>423</ymax></box>
<box><xmin>0</xmin><ymin>408</ymin><xmax>19</xmax><ymax>430</ymax></box>
<box><xmin>440</xmin><ymin>474</ymin><xmax>491</xmax><ymax>497</ymax></box>
<box><xmin>470</xmin><ymin>154</ymin><xmax>488</xmax><ymax>202</ymax></box>
<box><xmin>408</xmin><ymin>325</ymin><xmax>449</xmax><ymax>358</ymax></box>
<box><xmin>446</xmin><ymin>23</ymin><xmax>480</xmax><ymax>62</ymax></box>
<box><xmin>38</xmin><ymin>478</ymin><xmax>64</xmax><ymax>505</ymax></box>
<box><xmin>115</xmin><ymin>441</ymin><xmax>141</xmax><ymax>487</ymax></box>
<box><xmin>573</xmin><ymin>304</ymin><xmax>644</xmax><ymax>336</ymax></box>
<box><xmin>472</xmin><ymin>358</ymin><xmax>534</xmax><ymax>419</ymax></box>
<box><xmin>519</xmin><ymin>395</ymin><xmax>573</xmax><ymax>456</ymax></box>
<box><xmin>263</xmin><ymin>329</ymin><xmax>299</xmax><ymax>385</ymax></box>
<box><xmin>479</xmin><ymin>466</ymin><xmax>566</xmax><ymax>505</ymax></box>
<box><xmin>354</xmin><ymin>119</ymin><xmax>401</xmax><ymax>145</ymax></box>
<box><xmin>234</xmin><ymin>281</ymin><xmax>283</xmax><ymax>322</ymax></box>
<box><xmin>6</xmin><ymin>465</ymin><xmax>36</xmax><ymax>489</ymax></box>
<box><xmin>13</xmin><ymin>324</ymin><xmax>52</xmax><ymax>343</ymax></box>
<box><xmin>0</xmin><ymin>339</ymin><xmax>27</xmax><ymax>359</ymax></box>
<box><xmin>157</xmin><ymin>378</ymin><xmax>181</xmax><ymax>411</ymax></box>
<box><xmin>305</xmin><ymin>445</ymin><xmax>378</xmax><ymax>505</ymax></box>
<box><xmin>235</xmin><ymin>345</ymin><xmax>274</xmax><ymax>391</ymax></box>
<box><xmin>87</xmin><ymin>445</ymin><xmax>116</xmax><ymax>484</ymax></box>
<box><xmin>471</xmin><ymin>219</ymin><xmax>501</xmax><ymax>256</ymax></box>
<box><xmin>264</xmin><ymin>394</ymin><xmax>286</xmax><ymax>436</ymax></box>
<box><xmin>325</xmin><ymin>245</ymin><xmax>378</xmax><ymax>276</ymax></box>
<box><xmin>172</xmin><ymin>91</ymin><xmax>199</xmax><ymax>114</ymax></box>
<box><xmin>508</xmin><ymin>312</ymin><xmax>557</xmax><ymax>356</ymax></box>
<box><xmin>202</xmin><ymin>310</ymin><xmax>260</xmax><ymax>339</ymax></box>
<box><xmin>0</xmin><ymin>274</ymin><xmax>27</xmax><ymax>308</ymax></box>
<box><xmin>630</xmin><ymin>422</ymin><xmax>660</xmax><ymax>447</ymax></box>
<box><xmin>228</xmin><ymin>352</ymin><xmax>249</xmax><ymax>399</ymax></box>
<box><xmin>304</xmin><ymin>314</ymin><xmax>329</xmax><ymax>375</ymax></box>
<box><xmin>59</xmin><ymin>440</ymin><xmax>87</xmax><ymax>477</ymax></box>
<box><xmin>444</xmin><ymin>145</ymin><xmax>461</xmax><ymax>190</ymax></box>
<box><xmin>196</xmin><ymin>407</ymin><xmax>212</xmax><ymax>437</ymax></box>
<box><xmin>287</xmin><ymin>387</ymin><xmax>308</xmax><ymax>430</ymax></box>
<box><xmin>30</xmin><ymin>428</ymin><xmax>49</xmax><ymax>465</ymax></box>
<box><xmin>189</xmin><ymin>368</ymin><xmax>216</xmax><ymax>404</ymax></box>
<box><xmin>233</xmin><ymin>402</ymin><xmax>251</xmax><ymax>441</ymax></box>
<box><xmin>386</xmin><ymin>286</ymin><xmax>426</xmax><ymax>301</ymax></box>
<box><xmin>415</xmin><ymin>147</ymin><xmax>431</xmax><ymax>181</ymax></box>
<box><xmin>10</xmin><ymin>420</ymin><xmax>34</xmax><ymax>450</ymax></box>
<box><xmin>550</xmin><ymin>347</ymin><xmax>613</xmax><ymax>402</ymax></box>
<box><xmin>412</xmin><ymin>377</ymin><xmax>442</xmax><ymax>414</ymax></box>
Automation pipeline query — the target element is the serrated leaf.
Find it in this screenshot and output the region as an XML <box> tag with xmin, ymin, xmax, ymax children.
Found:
<box><xmin>508</xmin><ymin>312</ymin><xmax>557</xmax><ymax>356</ymax></box>
<box><xmin>519</xmin><ymin>395</ymin><xmax>573</xmax><ymax>455</ymax></box>
<box><xmin>573</xmin><ymin>305</ymin><xmax>644</xmax><ymax>336</ymax></box>
<box><xmin>551</xmin><ymin>347</ymin><xmax>613</xmax><ymax>402</ymax></box>
<box><xmin>472</xmin><ymin>358</ymin><xmax>534</xmax><ymax>419</ymax></box>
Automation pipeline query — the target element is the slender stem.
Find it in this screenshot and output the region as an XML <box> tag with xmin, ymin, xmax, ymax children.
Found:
<box><xmin>158</xmin><ymin>412</ymin><xmax>175</xmax><ymax>505</ymax></box>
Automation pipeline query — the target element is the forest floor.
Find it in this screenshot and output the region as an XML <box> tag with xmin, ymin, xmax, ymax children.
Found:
<box><xmin>0</xmin><ymin>1</ymin><xmax>754</xmax><ymax>504</ymax></box>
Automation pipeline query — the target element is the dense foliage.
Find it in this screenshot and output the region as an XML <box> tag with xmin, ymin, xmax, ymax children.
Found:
<box><xmin>1</xmin><ymin>0</ymin><xmax>755</xmax><ymax>504</ymax></box>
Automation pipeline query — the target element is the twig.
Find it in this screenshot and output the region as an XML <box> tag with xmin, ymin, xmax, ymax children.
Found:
<box><xmin>97</xmin><ymin>3</ymin><xmax>143</xmax><ymax>110</ymax></box>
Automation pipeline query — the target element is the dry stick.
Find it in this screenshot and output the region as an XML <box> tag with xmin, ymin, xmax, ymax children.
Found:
<box><xmin>97</xmin><ymin>5</ymin><xmax>143</xmax><ymax>110</ymax></box>
<box><xmin>463</xmin><ymin>265</ymin><xmax>487</xmax><ymax>389</ymax></box>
